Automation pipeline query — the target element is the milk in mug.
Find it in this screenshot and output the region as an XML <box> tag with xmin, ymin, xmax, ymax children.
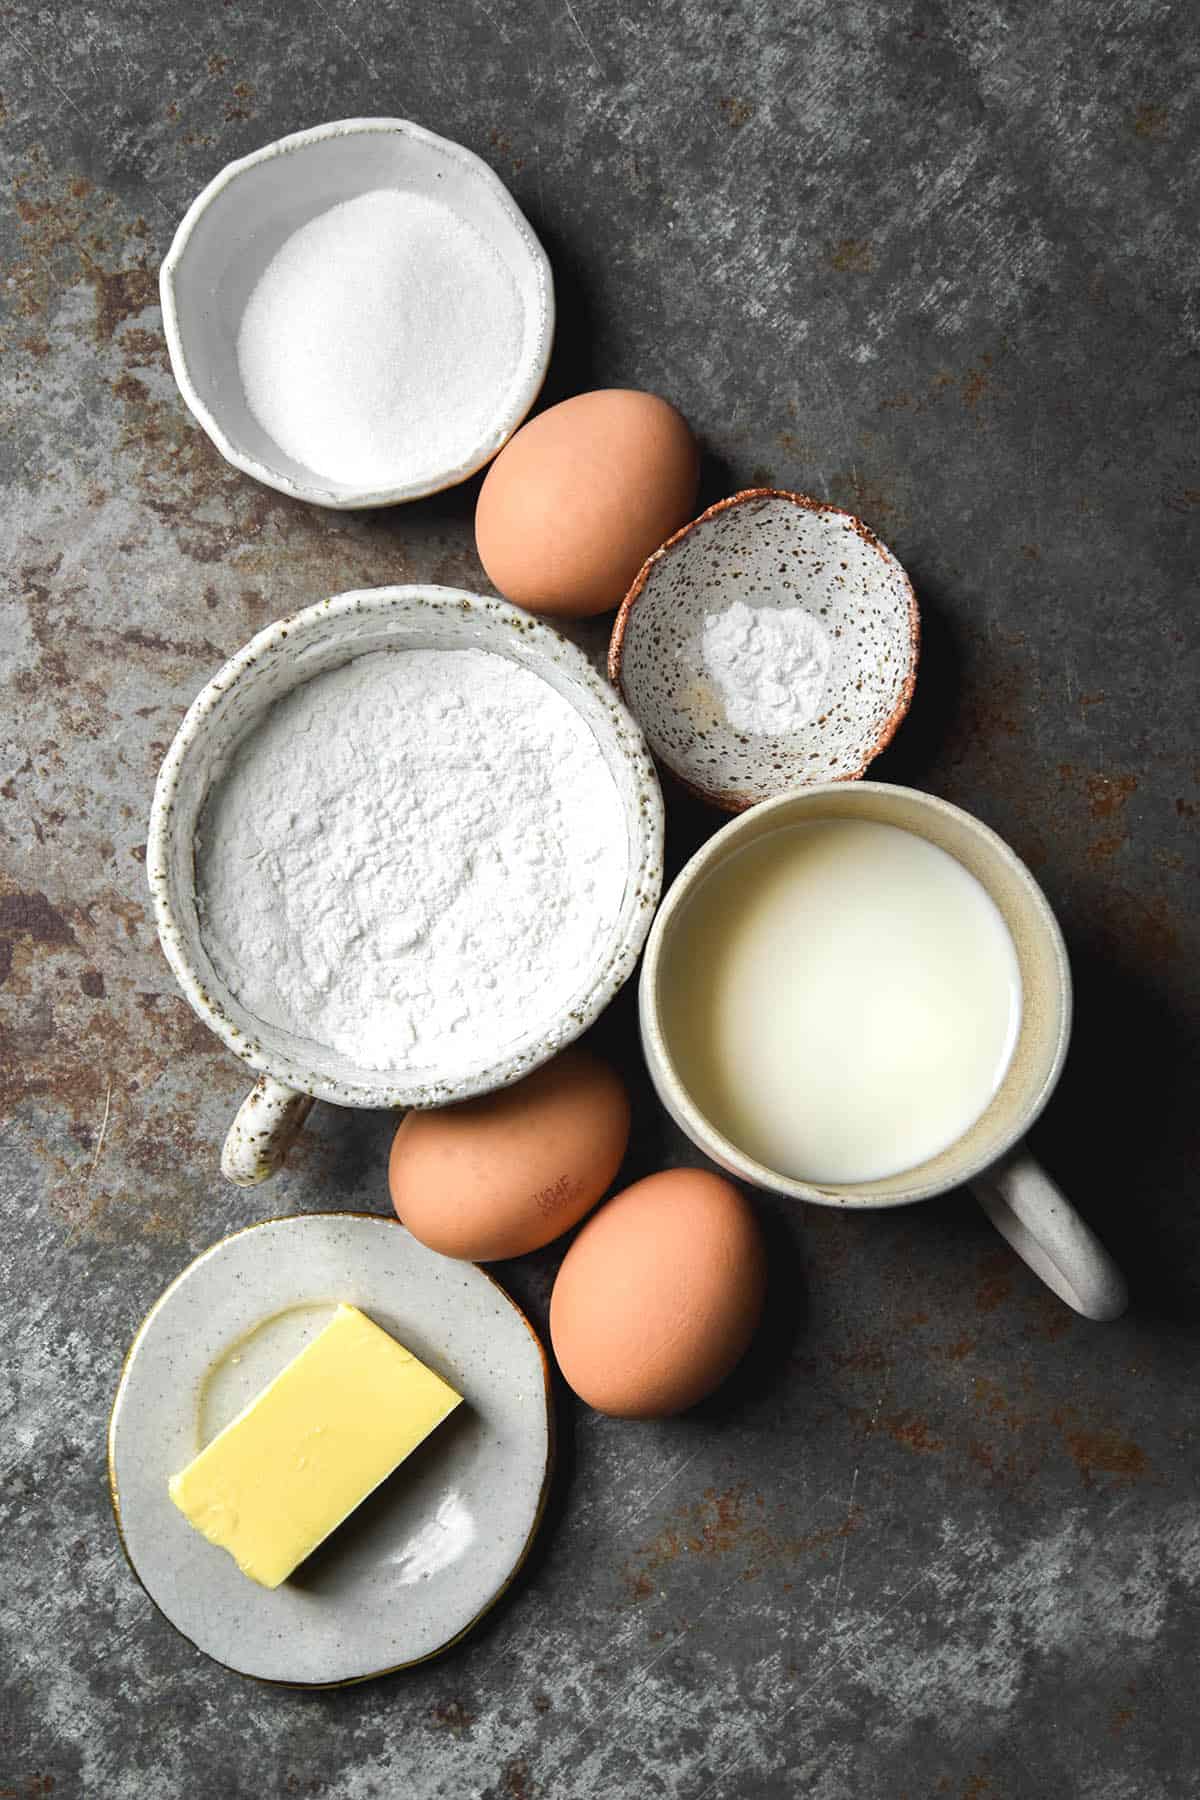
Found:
<box><xmin>659</xmin><ymin>818</ymin><xmax>1022</xmax><ymax>1185</ymax></box>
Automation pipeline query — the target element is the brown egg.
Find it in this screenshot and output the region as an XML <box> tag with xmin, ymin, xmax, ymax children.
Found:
<box><xmin>549</xmin><ymin>1169</ymin><xmax>766</xmax><ymax>1417</ymax></box>
<box><xmin>475</xmin><ymin>389</ymin><xmax>700</xmax><ymax>617</ymax></box>
<box><xmin>389</xmin><ymin>1047</ymin><xmax>630</xmax><ymax>1262</ymax></box>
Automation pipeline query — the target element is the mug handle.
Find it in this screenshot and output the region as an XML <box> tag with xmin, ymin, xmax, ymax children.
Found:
<box><xmin>970</xmin><ymin>1144</ymin><xmax>1127</xmax><ymax>1320</ymax></box>
<box><xmin>221</xmin><ymin>1076</ymin><xmax>315</xmax><ymax>1187</ymax></box>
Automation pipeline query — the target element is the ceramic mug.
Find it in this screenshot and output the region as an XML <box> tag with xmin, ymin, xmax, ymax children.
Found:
<box><xmin>146</xmin><ymin>585</ymin><xmax>663</xmax><ymax>1187</ymax></box>
<box><xmin>639</xmin><ymin>781</ymin><xmax>1126</xmax><ymax>1320</ymax></box>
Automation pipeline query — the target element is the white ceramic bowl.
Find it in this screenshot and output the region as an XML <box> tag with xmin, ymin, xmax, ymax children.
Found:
<box><xmin>609</xmin><ymin>489</ymin><xmax>919</xmax><ymax>811</ymax></box>
<box><xmin>146</xmin><ymin>586</ymin><xmax>663</xmax><ymax>1183</ymax></box>
<box><xmin>160</xmin><ymin>119</ymin><xmax>554</xmax><ymax>508</ymax></box>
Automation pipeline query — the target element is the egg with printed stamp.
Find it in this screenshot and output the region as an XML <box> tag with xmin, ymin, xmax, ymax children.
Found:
<box><xmin>390</xmin><ymin>1046</ymin><xmax>631</xmax><ymax>1261</ymax></box>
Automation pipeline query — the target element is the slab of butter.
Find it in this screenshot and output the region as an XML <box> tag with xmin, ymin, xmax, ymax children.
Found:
<box><xmin>168</xmin><ymin>1303</ymin><xmax>462</xmax><ymax>1588</ymax></box>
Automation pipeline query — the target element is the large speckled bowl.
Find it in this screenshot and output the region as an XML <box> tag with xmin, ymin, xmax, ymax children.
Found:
<box><xmin>147</xmin><ymin>585</ymin><xmax>663</xmax><ymax>1183</ymax></box>
<box><xmin>609</xmin><ymin>489</ymin><xmax>919</xmax><ymax>811</ymax></box>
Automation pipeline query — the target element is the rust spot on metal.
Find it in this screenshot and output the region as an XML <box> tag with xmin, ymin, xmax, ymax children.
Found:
<box><xmin>86</xmin><ymin>261</ymin><xmax>157</xmax><ymax>344</ymax></box>
<box><xmin>1086</xmin><ymin>772</ymin><xmax>1137</xmax><ymax>820</ymax></box>
<box><xmin>429</xmin><ymin>1699</ymin><xmax>475</xmax><ymax>1730</ymax></box>
<box><xmin>975</xmin><ymin>1248</ymin><xmax>1014</xmax><ymax>1313</ymax></box>
<box><xmin>972</xmin><ymin>1376</ymin><xmax>1016</xmax><ymax>1421</ymax></box>
<box><xmin>1133</xmin><ymin>103</ymin><xmax>1169</xmax><ymax>139</ymax></box>
<box><xmin>834</xmin><ymin>1340</ymin><xmax>892</xmax><ymax>1374</ymax></box>
<box><xmin>959</xmin><ymin>361</ymin><xmax>994</xmax><ymax>415</ymax></box>
<box><xmin>115</xmin><ymin>325</ymin><xmax>169</xmax><ymax>369</ymax></box>
<box><xmin>686</xmin><ymin>1485</ymin><xmax>749</xmax><ymax>1556</ymax></box>
<box><xmin>0</xmin><ymin>890</ymin><xmax>78</xmax><ymax>983</ymax></box>
<box><xmin>1061</xmin><ymin>1426</ymin><xmax>1147</xmax><ymax>1483</ymax></box>
<box><xmin>1088</xmin><ymin>833</ymin><xmax>1124</xmax><ymax>865</ymax></box>
<box><xmin>625</xmin><ymin>1482</ymin><xmax>862</xmax><ymax>1597</ymax></box>
<box><xmin>1096</xmin><ymin>886</ymin><xmax>1180</xmax><ymax>963</ymax></box>
<box><xmin>224</xmin><ymin>80</ymin><xmax>256</xmax><ymax>122</ymax></box>
<box><xmin>829</xmin><ymin>238</ymin><xmax>873</xmax><ymax>273</ymax></box>
<box><xmin>1023</xmin><ymin>1293</ymin><xmax>1073</xmax><ymax>1343</ymax></box>
<box><xmin>879</xmin><ymin>1412</ymin><xmax>944</xmax><ymax>1455</ymax></box>
<box><xmin>112</xmin><ymin>371</ymin><xmax>148</xmax><ymax>406</ymax></box>
<box><xmin>498</xmin><ymin>1756</ymin><xmax>532</xmax><ymax>1800</ymax></box>
<box><xmin>0</xmin><ymin>755</ymin><xmax>33</xmax><ymax>801</ymax></box>
<box><xmin>879</xmin><ymin>352</ymin><xmax>1000</xmax><ymax>424</ymax></box>
<box><xmin>120</xmin><ymin>626</ymin><xmax>226</xmax><ymax>660</ymax></box>
<box><xmin>830</xmin><ymin>466</ymin><xmax>905</xmax><ymax>524</ymax></box>
<box><xmin>719</xmin><ymin>96</ymin><xmax>754</xmax><ymax>130</ymax></box>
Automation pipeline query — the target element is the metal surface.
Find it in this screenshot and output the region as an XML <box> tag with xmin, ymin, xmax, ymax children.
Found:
<box><xmin>1</xmin><ymin>2</ymin><xmax>1197</xmax><ymax>1795</ymax></box>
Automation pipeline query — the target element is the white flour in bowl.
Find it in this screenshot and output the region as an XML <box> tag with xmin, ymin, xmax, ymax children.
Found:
<box><xmin>195</xmin><ymin>648</ymin><xmax>628</xmax><ymax>1075</ymax></box>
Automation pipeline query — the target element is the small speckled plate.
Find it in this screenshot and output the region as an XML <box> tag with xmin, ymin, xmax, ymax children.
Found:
<box><xmin>108</xmin><ymin>1213</ymin><xmax>553</xmax><ymax>1686</ymax></box>
<box><xmin>609</xmin><ymin>489</ymin><xmax>920</xmax><ymax>811</ymax></box>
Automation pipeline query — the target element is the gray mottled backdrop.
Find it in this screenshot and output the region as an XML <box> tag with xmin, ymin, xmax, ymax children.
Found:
<box><xmin>2</xmin><ymin>2</ymin><xmax>1198</xmax><ymax>1796</ymax></box>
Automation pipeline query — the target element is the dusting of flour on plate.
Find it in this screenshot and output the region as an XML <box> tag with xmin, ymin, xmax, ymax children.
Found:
<box><xmin>237</xmin><ymin>189</ymin><xmax>525</xmax><ymax>491</ymax></box>
<box><xmin>196</xmin><ymin>649</ymin><xmax>628</xmax><ymax>1076</ymax></box>
<box><xmin>701</xmin><ymin>600</ymin><xmax>834</xmax><ymax>735</ymax></box>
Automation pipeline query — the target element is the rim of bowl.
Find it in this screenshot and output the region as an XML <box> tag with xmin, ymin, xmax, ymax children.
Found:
<box><xmin>159</xmin><ymin>118</ymin><xmax>556</xmax><ymax>510</ymax></box>
<box><xmin>639</xmin><ymin>781</ymin><xmax>1072</xmax><ymax>1209</ymax></box>
<box><xmin>608</xmin><ymin>487</ymin><xmax>922</xmax><ymax>812</ymax></box>
<box><xmin>146</xmin><ymin>584</ymin><xmax>664</xmax><ymax>1108</ymax></box>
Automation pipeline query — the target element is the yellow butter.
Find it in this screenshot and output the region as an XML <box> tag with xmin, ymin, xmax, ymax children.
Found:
<box><xmin>168</xmin><ymin>1303</ymin><xmax>462</xmax><ymax>1588</ymax></box>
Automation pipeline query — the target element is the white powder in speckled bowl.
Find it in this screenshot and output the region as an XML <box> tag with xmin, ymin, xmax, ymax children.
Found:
<box><xmin>195</xmin><ymin>647</ymin><xmax>628</xmax><ymax>1076</ymax></box>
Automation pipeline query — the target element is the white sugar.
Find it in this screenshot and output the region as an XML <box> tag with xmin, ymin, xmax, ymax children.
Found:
<box><xmin>236</xmin><ymin>188</ymin><xmax>525</xmax><ymax>491</ymax></box>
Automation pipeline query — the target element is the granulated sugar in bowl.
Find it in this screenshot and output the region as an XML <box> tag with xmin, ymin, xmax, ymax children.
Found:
<box><xmin>160</xmin><ymin>119</ymin><xmax>554</xmax><ymax>507</ymax></box>
<box><xmin>146</xmin><ymin>587</ymin><xmax>663</xmax><ymax>1185</ymax></box>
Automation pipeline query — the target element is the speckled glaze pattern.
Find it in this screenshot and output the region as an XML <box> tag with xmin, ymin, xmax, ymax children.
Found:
<box><xmin>146</xmin><ymin>585</ymin><xmax>664</xmax><ymax>1121</ymax></box>
<box><xmin>107</xmin><ymin>1213</ymin><xmax>554</xmax><ymax>1686</ymax></box>
<box><xmin>609</xmin><ymin>489</ymin><xmax>919</xmax><ymax>811</ymax></box>
<box><xmin>160</xmin><ymin>118</ymin><xmax>555</xmax><ymax>509</ymax></box>
<box><xmin>220</xmin><ymin>1076</ymin><xmax>316</xmax><ymax>1187</ymax></box>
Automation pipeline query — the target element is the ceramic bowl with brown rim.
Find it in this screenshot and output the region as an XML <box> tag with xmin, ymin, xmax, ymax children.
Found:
<box><xmin>608</xmin><ymin>489</ymin><xmax>919</xmax><ymax>812</ymax></box>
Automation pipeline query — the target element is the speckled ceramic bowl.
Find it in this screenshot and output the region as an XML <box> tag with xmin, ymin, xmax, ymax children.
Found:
<box><xmin>609</xmin><ymin>489</ymin><xmax>919</xmax><ymax>811</ymax></box>
<box><xmin>146</xmin><ymin>586</ymin><xmax>663</xmax><ymax>1184</ymax></box>
<box><xmin>160</xmin><ymin>118</ymin><xmax>554</xmax><ymax>508</ymax></box>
